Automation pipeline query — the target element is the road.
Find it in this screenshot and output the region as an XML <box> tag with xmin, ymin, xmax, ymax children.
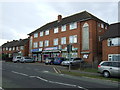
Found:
<box><xmin>1</xmin><ymin>61</ymin><xmax>120</xmax><ymax>90</ymax></box>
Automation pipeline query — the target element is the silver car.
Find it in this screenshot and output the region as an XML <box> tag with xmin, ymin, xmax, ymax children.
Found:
<box><xmin>21</xmin><ymin>57</ymin><xmax>34</xmax><ymax>63</ymax></box>
<box><xmin>12</xmin><ymin>56</ymin><xmax>22</xmax><ymax>63</ymax></box>
<box><xmin>98</xmin><ymin>61</ymin><xmax>120</xmax><ymax>78</ymax></box>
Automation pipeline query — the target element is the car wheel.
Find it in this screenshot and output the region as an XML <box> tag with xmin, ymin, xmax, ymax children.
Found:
<box><xmin>103</xmin><ymin>71</ymin><xmax>110</xmax><ymax>78</ymax></box>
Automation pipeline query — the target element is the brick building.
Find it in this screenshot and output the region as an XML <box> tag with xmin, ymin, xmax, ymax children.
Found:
<box><xmin>101</xmin><ymin>22</ymin><xmax>120</xmax><ymax>61</ymax></box>
<box><xmin>28</xmin><ymin>11</ymin><xmax>108</xmax><ymax>63</ymax></box>
<box><xmin>2</xmin><ymin>38</ymin><xmax>29</xmax><ymax>58</ymax></box>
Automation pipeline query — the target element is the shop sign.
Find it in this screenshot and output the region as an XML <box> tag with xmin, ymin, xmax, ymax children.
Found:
<box><xmin>31</xmin><ymin>48</ymin><xmax>42</xmax><ymax>52</ymax></box>
<box><xmin>44</xmin><ymin>47</ymin><xmax>58</xmax><ymax>50</ymax></box>
<box><xmin>72</xmin><ymin>48</ymin><xmax>78</xmax><ymax>51</ymax></box>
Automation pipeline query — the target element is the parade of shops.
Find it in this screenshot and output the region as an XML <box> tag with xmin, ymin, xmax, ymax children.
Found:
<box><xmin>28</xmin><ymin>11</ymin><xmax>109</xmax><ymax>64</ymax></box>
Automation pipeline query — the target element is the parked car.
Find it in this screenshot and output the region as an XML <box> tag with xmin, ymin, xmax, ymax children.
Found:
<box><xmin>53</xmin><ymin>57</ymin><xmax>66</xmax><ymax>65</ymax></box>
<box><xmin>61</xmin><ymin>58</ymin><xmax>83</xmax><ymax>66</ymax></box>
<box><xmin>20</xmin><ymin>57</ymin><xmax>34</xmax><ymax>63</ymax></box>
<box><xmin>45</xmin><ymin>57</ymin><xmax>55</xmax><ymax>65</ymax></box>
<box><xmin>12</xmin><ymin>56</ymin><xmax>22</xmax><ymax>63</ymax></box>
<box><xmin>98</xmin><ymin>61</ymin><xmax>120</xmax><ymax>78</ymax></box>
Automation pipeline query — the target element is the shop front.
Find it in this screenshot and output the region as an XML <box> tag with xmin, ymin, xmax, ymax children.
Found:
<box><xmin>31</xmin><ymin>48</ymin><xmax>42</xmax><ymax>62</ymax></box>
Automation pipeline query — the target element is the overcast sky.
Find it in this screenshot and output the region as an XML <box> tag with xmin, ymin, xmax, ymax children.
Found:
<box><xmin>0</xmin><ymin>0</ymin><xmax>119</xmax><ymax>46</ymax></box>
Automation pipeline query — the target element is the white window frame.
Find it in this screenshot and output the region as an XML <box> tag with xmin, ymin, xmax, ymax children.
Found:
<box><xmin>13</xmin><ymin>47</ymin><xmax>15</xmax><ymax>50</ymax></box>
<box><xmin>20</xmin><ymin>46</ymin><xmax>24</xmax><ymax>50</ymax></box>
<box><xmin>108</xmin><ymin>37</ymin><xmax>120</xmax><ymax>46</ymax></box>
<box><xmin>61</xmin><ymin>37</ymin><xmax>66</xmax><ymax>44</ymax></box>
<box><xmin>33</xmin><ymin>42</ymin><xmax>38</xmax><ymax>48</ymax></box>
<box><xmin>45</xmin><ymin>40</ymin><xmax>49</xmax><ymax>47</ymax></box>
<box><xmin>69</xmin><ymin>35</ymin><xmax>77</xmax><ymax>43</ymax></box>
<box><xmin>54</xmin><ymin>38</ymin><xmax>58</xmax><ymax>45</ymax></box>
<box><xmin>101</xmin><ymin>23</ymin><xmax>104</xmax><ymax>28</ymax></box>
<box><xmin>40</xmin><ymin>31</ymin><xmax>43</xmax><ymax>37</ymax></box>
<box><xmin>70</xmin><ymin>22</ymin><xmax>77</xmax><ymax>30</ymax></box>
<box><xmin>54</xmin><ymin>27</ymin><xmax>58</xmax><ymax>33</ymax></box>
<box><xmin>9</xmin><ymin>48</ymin><xmax>11</xmax><ymax>51</ymax></box>
<box><xmin>45</xmin><ymin>30</ymin><xmax>49</xmax><ymax>35</ymax></box>
<box><xmin>16</xmin><ymin>47</ymin><xmax>19</xmax><ymax>50</ymax></box>
<box><xmin>39</xmin><ymin>41</ymin><xmax>43</xmax><ymax>47</ymax></box>
<box><xmin>108</xmin><ymin>54</ymin><xmax>120</xmax><ymax>61</ymax></box>
<box><xmin>6</xmin><ymin>47</ymin><xmax>8</xmax><ymax>50</ymax></box>
<box><xmin>61</xmin><ymin>25</ymin><xmax>66</xmax><ymax>32</ymax></box>
<box><xmin>34</xmin><ymin>33</ymin><xmax>38</xmax><ymax>38</ymax></box>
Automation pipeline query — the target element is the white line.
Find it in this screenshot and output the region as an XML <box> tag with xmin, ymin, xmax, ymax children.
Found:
<box><xmin>11</xmin><ymin>71</ymin><xmax>28</xmax><ymax>76</ymax></box>
<box><xmin>36</xmin><ymin>76</ymin><xmax>48</xmax><ymax>82</ymax></box>
<box><xmin>53</xmin><ymin>67</ymin><xmax>58</xmax><ymax>73</ymax></box>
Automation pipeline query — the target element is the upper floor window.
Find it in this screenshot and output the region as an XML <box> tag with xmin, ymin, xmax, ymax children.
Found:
<box><xmin>45</xmin><ymin>40</ymin><xmax>49</xmax><ymax>47</ymax></box>
<box><xmin>105</xmin><ymin>25</ymin><xmax>108</xmax><ymax>29</ymax></box>
<box><xmin>54</xmin><ymin>27</ymin><xmax>58</xmax><ymax>33</ymax></box>
<box><xmin>40</xmin><ymin>31</ymin><xmax>43</xmax><ymax>37</ymax></box>
<box><xmin>54</xmin><ymin>38</ymin><xmax>58</xmax><ymax>45</ymax></box>
<box><xmin>9</xmin><ymin>48</ymin><xmax>11</xmax><ymax>51</ymax></box>
<box><xmin>69</xmin><ymin>35</ymin><xmax>77</xmax><ymax>43</ymax></box>
<box><xmin>33</xmin><ymin>42</ymin><xmax>38</xmax><ymax>48</ymax></box>
<box><xmin>3</xmin><ymin>48</ymin><xmax>5</xmax><ymax>51</ymax></box>
<box><xmin>6</xmin><ymin>47</ymin><xmax>8</xmax><ymax>50</ymax></box>
<box><xmin>34</xmin><ymin>33</ymin><xmax>38</xmax><ymax>38</ymax></box>
<box><xmin>108</xmin><ymin>38</ymin><xmax>120</xmax><ymax>46</ymax></box>
<box><xmin>98</xmin><ymin>23</ymin><xmax>100</xmax><ymax>27</ymax></box>
<box><xmin>13</xmin><ymin>47</ymin><xmax>15</xmax><ymax>50</ymax></box>
<box><xmin>16</xmin><ymin>47</ymin><xmax>19</xmax><ymax>50</ymax></box>
<box><xmin>20</xmin><ymin>46</ymin><xmax>24</xmax><ymax>50</ymax></box>
<box><xmin>39</xmin><ymin>41</ymin><xmax>43</xmax><ymax>47</ymax></box>
<box><xmin>101</xmin><ymin>23</ymin><xmax>104</xmax><ymax>28</ymax></box>
<box><xmin>61</xmin><ymin>37</ymin><xmax>66</xmax><ymax>44</ymax></box>
<box><xmin>45</xmin><ymin>30</ymin><xmax>49</xmax><ymax>35</ymax></box>
<box><xmin>70</xmin><ymin>22</ymin><xmax>77</xmax><ymax>30</ymax></box>
<box><xmin>61</xmin><ymin>25</ymin><xmax>66</xmax><ymax>32</ymax></box>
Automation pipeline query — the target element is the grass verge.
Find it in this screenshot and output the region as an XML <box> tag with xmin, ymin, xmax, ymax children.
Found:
<box><xmin>61</xmin><ymin>70</ymin><xmax>120</xmax><ymax>82</ymax></box>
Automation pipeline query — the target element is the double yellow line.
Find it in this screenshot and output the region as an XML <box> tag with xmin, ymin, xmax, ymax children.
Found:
<box><xmin>53</xmin><ymin>67</ymin><xmax>61</xmax><ymax>74</ymax></box>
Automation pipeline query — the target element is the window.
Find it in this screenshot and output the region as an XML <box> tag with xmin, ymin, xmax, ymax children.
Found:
<box><xmin>101</xmin><ymin>23</ymin><xmax>104</xmax><ymax>28</ymax></box>
<box><xmin>33</xmin><ymin>42</ymin><xmax>38</xmax><ymax>48</ymax></box>
<box><xmin>16</xmin><ymin>47</ymin><xmax>19</xmax><ymax>50</ymax></box>
<box><xmin>54</xmin><ymin>27</ymin><xmax>58</xmax><ymax>33</ymax></box>
<box><xmin>98</xmin><ymin>23</ymin><xmax>100</xmax><ymax>27</ymax></box>
<box><xmin>82</xmin><ymin>23</ymin><xmax>89</xmax><ymax>50</ymax></box>
<box><xmin>108</xmin><ymin>38</ymin><xmax>120</xmax><ymax>46</ymax></box>
<box><xmin>54</xmin><ymin>38</ymin><xmax>58</xmax><ymax>45</ymax></box>
<box><xmin>9</xmin><ymin>48</ymin><xmax>11</xmax><ymax>51</ymax></box>
<box><xmin>39</xmin><ymin>41</ymin><xmax>43</xmax><ymax>47</ymax></box>
<box><xmin>34</xmin><ymin>33</ymin><xmax>38</xmax><ymax>38</ymax></box>
<box><xmin>101</xmin><ymin>62</ymin><xmax>112</xmax><ymax>66</ymax></box>
<box><xmin>45</xmin><ymin>30</ymin><xmax>49</xmax><ymax>35</ymax></box>
<box><xmin>69</xmin><ymin>35</ymin><xmax>77</xmax><ymax>43</ymax></box>
<box><xmin>61</xmin><ymin>25</ymin><xmax>66</xmax><ymax>32</ymax></box>
<box><xmin>6</xmin><ymin>47</ymin><xmax>8</xmax><ymax>50</ymax></box>
<box><xmin>40</xmin><ymin>31</ymin><xmax>43</xmax><ymax>37</ymax></box>
<box><xmin>13</xmin><ymin>47</ymin><xmax>15</xmax><ymax>50</ymax></box>
<box><xmin>20</xmin><ymin>46</ymin><xmax>24</xmax><ymax>50</ymax></box>
<box><xmin>61</xmin><ymin>37</ymin><xmax>66</xmax><ymax>44</ymax></box>
<box><xmin>108</xmin><ymin>54</ymin><xmax>120</xmax><ymax>61</ymax></box>
<box><xmin>70</xmin><ymin>22</ymin><xmax>77</xmax><ymax>30</ymax></box>
<box><xmin>105</xmin><ymin>25</ymin><xmax>108</xmax><ymax>29</ymax></box>
<box><xmin>45</xmin><ymin>40</ymin><xmax>49</xmax><ymax>46</ymax></box>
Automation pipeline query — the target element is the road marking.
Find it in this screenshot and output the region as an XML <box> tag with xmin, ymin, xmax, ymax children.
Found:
<box><xmin>53</xmin><ymin>67</ymin><xmax>58</xmax><ymax>73</ymax></box>
<box><xmin>11</xmin><ymin>71</ymin><xmax>87</xmax><ymax>89</ymax></box>
<box><xmin>53</xmin><ymin>67</ymin><xmax>61</xmax><ymax>74</ymax></box>
<box><xmin>11</xmin><ymin>71</ymin><xmax>29</xmax><ymax>76</ymax></box>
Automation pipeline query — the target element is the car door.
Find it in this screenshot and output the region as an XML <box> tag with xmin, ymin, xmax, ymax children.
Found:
<box><xmin>110</xmin><ymin>62</ymin><xmax>120</xmax><ymax>77</ymax></box>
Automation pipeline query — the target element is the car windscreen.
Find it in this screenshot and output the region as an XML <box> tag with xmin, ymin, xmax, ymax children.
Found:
<box><xmin>24</xmin><ymin>57</ymin><xmax>32</xmax><ymax>59</ymax></box>
<box><xmin>17</xmin><ymin>57</ymin><xmax>22</xmax><ymax>59</ymax></box>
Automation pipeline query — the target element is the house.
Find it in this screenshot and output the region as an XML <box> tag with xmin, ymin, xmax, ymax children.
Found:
<box><xmin>28</xmin><ymin>11</ymin><xmax>109</xmax><ymax>64</ymax></box>
<box><xmin>2</xmin><ymin>38</ymin><xmax>29</xmax><ymax>59</ymax></box>
<box><xmin>101</xmin><ymin>22</ymin><xmax>120</xmax><ymax>61</ymax></box>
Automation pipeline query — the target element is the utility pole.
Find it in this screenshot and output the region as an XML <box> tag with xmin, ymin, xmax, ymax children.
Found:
<box><xmin>67</xmin><ymin>44</ymin><xmax>72</xmax><ymax>72</ymax></box>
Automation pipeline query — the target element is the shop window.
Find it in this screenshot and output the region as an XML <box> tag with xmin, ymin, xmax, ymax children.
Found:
<box><xmin>54</xmin><ymin>38</ymin><xmax>58</xmax><ymax>45</ymax></box>
<box><xmin>69</xmin><ymin>35</ymin><xmax>77</xmax><ymax>43</ymax></box>
<box><xmin>70</xmin><ymin>22</ymin><xmax>77</xmax><ymax>30</ymax></box>
<box><xmin>54</xmin><ymin>27</ymin><xmax>58</xmax><ymax>33</ymax></box>
<box><xmin>61</xmin><ymin>25</ymin><xmax>66</xmax><ymax>32</ymax></box>
<box><xmin>108</xmin><ymin>54</ymin><xmax>120</xmax><ymax>61</ymax></box>
<box><xmin>82</xmin><ymin>23</ymin><xmax>89</xmax><ymax>50</ymax></box>
<box><xmin>108</xmin><ymin>38</ymin><xmax>120</xmax><ymax>46</ymax></box>
<box><xmin>61</xmin><ymin>37</ymin><xmax>66</xmax><ymax>44</ymax></box>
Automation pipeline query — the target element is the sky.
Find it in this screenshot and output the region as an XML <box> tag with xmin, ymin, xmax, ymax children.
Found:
<box><xmin>0</xmin><ymin>0</ymin><xmax>119</xmax><ymax>46</ymax></box>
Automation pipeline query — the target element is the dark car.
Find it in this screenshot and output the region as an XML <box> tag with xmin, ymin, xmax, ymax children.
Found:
<box><xmin>53</xmin><ymin>57</ymin><xmax>66</xmax><ymax>65</ymax></box>
<box><xmin>45</xmin><ymin>57</ymin><xmax>55</xmax><ymax>65</ymax></box>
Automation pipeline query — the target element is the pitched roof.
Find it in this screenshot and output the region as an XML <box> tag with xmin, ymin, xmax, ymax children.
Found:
<box><xmin>28</xmin><ymin>11</ymin><xmax>108</xmax><ymax>35</ymax></box>
<box><xmin>2</xmin><ymin>38</ymin><xmax>29</xmax><ymax>48</ymax></box>
<box><xmin>101</xmin><ymin>22</ymin><xmax>120</xmax><ymax>40</ymax></box>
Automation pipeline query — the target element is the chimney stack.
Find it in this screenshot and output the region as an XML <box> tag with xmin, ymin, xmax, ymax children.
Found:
<box><xmin>58</xmin><ymin>15</ymin><xmax>62</xmax><ymax>22</ymax></box>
